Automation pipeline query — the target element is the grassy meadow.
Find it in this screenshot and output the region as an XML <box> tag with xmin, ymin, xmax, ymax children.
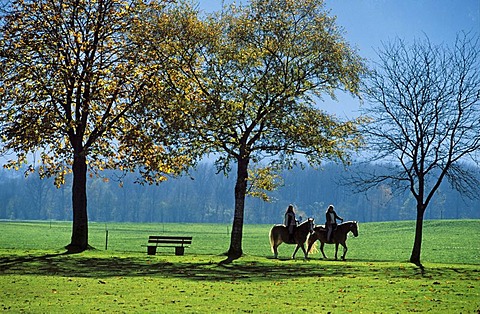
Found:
<box><xmin>0</xmin><ymin>219</ymin><xmax>479</xmax><ymax>313</ymax></box>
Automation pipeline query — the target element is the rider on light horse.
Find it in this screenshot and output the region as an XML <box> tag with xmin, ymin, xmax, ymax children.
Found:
<box><xmin>326</xmin><ymin>205</ymin><xmax>343</xmax><ymax>242</ymax></box>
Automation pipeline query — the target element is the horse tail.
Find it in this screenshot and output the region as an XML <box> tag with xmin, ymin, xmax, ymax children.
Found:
<box><xmin>308</xmin><ymin>241</ymin><xmax>318</xmax><ymax>254</ymax></box>
<box><xmin>307</xmin><ymin>233</ymin><xmax>319</xmax><ymax>254</ymax></box>
<box><xmin>269</xmin><ymin>227</ymin><xmax>275</xmax><ymax>253</ymax></box>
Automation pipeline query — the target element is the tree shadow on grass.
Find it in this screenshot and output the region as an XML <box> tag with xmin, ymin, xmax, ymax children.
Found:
<box><xmin>0</xmin><ymin>252</ymin><xmax>71</xmax><ymax>273</ymax></box>
<box><xmin>1</xmin><ymin>252</ymin><xmax>477</xmax><ymax>282</ymax></box>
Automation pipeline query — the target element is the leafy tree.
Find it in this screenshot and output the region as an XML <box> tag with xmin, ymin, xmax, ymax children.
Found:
<box><xmin>0</xmin><ymin>0</ymin><xmax>194</xmax><ymax>252</ymax></box>
<box><xmin>358</xmin><ymin>33</ymin><xmax>480</xmax><ymax>267</ymax></box>
<box><xmin>142</xmin><ymin>0</ymin><xmax>365</xmax><ymax>261</ymax></box>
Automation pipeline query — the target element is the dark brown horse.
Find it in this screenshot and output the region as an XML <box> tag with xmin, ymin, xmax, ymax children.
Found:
<box><xmin>307</xmin><ymin>221</ymin><xmax>358</xmax><ymax>260</ymax></box>
<box><xmin>269</xmin><ymin>218</ymin><xmax>314</xmax><ymax>259</ymax></box>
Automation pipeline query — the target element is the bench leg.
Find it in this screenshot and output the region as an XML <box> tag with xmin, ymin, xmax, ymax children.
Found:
<box><xmin>147</xmin><ymin>246</ymin><xmax>157</xmax><ymax>255</ymax></box>
<box><xmin>175</xmin><ymin>247</ymin><xmax>185</xmax><ymax>256</ymax></box>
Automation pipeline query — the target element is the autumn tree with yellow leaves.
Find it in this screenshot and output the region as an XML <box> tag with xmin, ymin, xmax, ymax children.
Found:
<box><xmin>0</xmin><ymin>0</ymin><xmax>195</xmax><ymax>252</ymax></box>
<box><xmin>142</xmin><ymin>0</ymin><xmax>367</xmax><ymax>261</ymax></box>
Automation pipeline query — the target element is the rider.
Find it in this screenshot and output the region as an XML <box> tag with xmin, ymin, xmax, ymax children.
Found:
<box><xmin>284</xmin><ymin>204</ymin><xmax>297</xmax><ymax>242</ymax></box>
<box><xmin>325</xmin><ymin>204</ymin><xmax>343</xmax><ymax>242</ymax></box>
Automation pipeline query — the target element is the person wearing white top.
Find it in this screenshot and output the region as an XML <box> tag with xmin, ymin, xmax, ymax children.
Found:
<box><xmin>325</xmin><ymin>204</ymin><xmax>343</xmax><ymax>242</ymax></box>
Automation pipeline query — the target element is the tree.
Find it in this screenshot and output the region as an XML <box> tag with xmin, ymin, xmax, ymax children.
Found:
<box><xmin>143</xmin><ymin>0</ymin><xmax>365</xmax><ymax>261</ymax></box>
<box><xmin>0</xmin><ymin>0</ymin><xmax>194</xmax><ymax>252</ymax></box>
<box><xmin>359</xmin><ymin>33</ymin><xmax>480</xmax><ymax>267</ymax></box>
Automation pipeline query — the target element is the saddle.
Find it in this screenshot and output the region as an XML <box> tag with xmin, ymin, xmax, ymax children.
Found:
<box><xmin>317</xmin><ymin>225</ymin><xmax>335</xmax><ymax>244</ymax></box>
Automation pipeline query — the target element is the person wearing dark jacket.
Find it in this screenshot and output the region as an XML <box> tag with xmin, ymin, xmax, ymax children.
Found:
<box><xmin>284</xmin><ymin>204</ymin><xmax>296</xmax><ymax>242</ymax></box>
<box><xmin>325</xmin><ymin>204</ymin><xmax>343</xmax><ymax>242</ymax></box>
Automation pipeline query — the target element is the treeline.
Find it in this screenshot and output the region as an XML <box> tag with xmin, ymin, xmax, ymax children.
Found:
<box><xmin>0</xmin><ymin>163</ymin><xmax>479</xmax><ymax>224</ymax></box>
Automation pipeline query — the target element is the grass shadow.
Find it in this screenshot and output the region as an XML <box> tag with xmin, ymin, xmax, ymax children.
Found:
<box><xmin>0</xmin><ymin>251</ymin><xmax>71</xmax><ymax>272</ymax></box>
<box><xmin>1</xmin><ymin>252</ymin><xmax>478</xmax><ymax>282</ymax></box>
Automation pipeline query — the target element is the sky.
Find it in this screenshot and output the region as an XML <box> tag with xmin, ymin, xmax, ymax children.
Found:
<box><xmin>197</xmin><ymin>0</ymin><xmax>480</xmax><ymax>118</ymax></box>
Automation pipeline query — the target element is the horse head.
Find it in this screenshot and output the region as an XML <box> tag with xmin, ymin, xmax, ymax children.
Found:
<box><xmin>307</xmin><ymin>217</ymin><xmax>315</xmax><ymax>234</ymax></box>
<box><xmin>350</xmin><ymin>221</ymin><xmax>359</xmax><ymax>237</ymax></box>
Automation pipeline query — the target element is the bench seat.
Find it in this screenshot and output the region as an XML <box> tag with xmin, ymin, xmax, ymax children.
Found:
<box><xmin>146</xmin><ymin>236</ymin><xmax>192</xmax><ymax>256</ymax></box>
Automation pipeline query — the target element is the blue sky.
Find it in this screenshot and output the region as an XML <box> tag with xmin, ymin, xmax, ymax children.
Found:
<box><xmin>198</xmin><ymin>0</ymin><xmax>480</xmax><ymax>117</ymax></box>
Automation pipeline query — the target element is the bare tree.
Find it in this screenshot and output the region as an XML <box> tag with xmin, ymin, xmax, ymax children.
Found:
<box><xmin>358</xmin><ymin>33</ymin><xmax>480</xmax><ymax>267</ymax></box>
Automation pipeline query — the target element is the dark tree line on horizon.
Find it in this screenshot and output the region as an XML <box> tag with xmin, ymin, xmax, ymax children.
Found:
<box><xmin>1</xmin><ymin>162</ymin><xmax>478</xmax><ymax>224</ymax></box>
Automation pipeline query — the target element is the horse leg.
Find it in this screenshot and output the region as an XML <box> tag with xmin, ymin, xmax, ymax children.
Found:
<box><xmin>320</xmin><ymin>242</ymin><xmax>327</xmax><ymax>259</ymax></box>
<box><xmin>292</xmin><ymin>244</ymin><xmax>301</xmax><ymax>259</ymax></box>
<box><xmin>335</xmin><ymin>243</ymin><xmax>339</xmax><ymax>260</ymax></box>
<box><xmin>299</xmin><ymin>243</ymin><xmax>308</xmax><ymax>259</ymax></box>
<box><xmin>272</xmin><ymin>242</ymin><xmax>279</xmax><ymax>259</ymax></box>
<box><xmin>341</xmin><ymin>242</ymin><xmax>348</xmax><ymax>260</ymax></box>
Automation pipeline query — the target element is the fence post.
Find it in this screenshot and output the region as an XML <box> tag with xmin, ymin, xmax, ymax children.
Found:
<box><xmin>105</xmin><ymin>224</ymin><xmax>109</xmax><ymax>250</ymax></box>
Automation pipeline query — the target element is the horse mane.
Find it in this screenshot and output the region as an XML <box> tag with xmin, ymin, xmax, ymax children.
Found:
<box><xmin>341</xmin><ymin>221</ymin><xmax>358</xmax><ymax>225</ymax></box>
<box><xmin>298</xmin><ymin>218</ymin><xmax>313</xmax><ymax>226</ymax></box>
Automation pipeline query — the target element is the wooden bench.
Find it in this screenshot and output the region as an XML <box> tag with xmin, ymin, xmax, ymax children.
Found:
<box><xmin>146</xmin><ymin>236</ymin><xmax>192</xmax><ymax>256</ymax></box>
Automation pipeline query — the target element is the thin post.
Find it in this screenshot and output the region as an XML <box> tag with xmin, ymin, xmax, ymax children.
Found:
<box><xmin>105</xmin><ymin>224</ymin><xmax>108</xmax><ymax>250</ymax></box>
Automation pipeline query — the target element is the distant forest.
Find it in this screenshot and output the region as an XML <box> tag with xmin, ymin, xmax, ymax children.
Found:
<box><xmin>1</xmin><ymin>162</ymin><xmax>479</xmax><ymax>224</ymax></box>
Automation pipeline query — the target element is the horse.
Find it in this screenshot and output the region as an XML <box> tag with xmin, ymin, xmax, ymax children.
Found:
<box><xmin>269</xmin><ymin>218</ymin><xmax>314</xmax><ymax>259</ymax></box>
<box><xmin>307</xmin><ymin>221</ymin><xmax>358</xmax><ymax>260</ymax></box>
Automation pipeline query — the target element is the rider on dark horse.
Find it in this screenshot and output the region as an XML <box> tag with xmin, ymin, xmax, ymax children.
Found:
<box><xmin>325</xmin><ymin>204</ymin><xmax>343</xmax><ymax>242</ymax></box>
<box><xmin>284</xmin><ymin>204</ymin><xmax>297</xmax><ymax>243</ymax></box>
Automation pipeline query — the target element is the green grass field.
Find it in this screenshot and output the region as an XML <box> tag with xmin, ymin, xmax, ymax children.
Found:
<box><xmin>0</xmin><ymin>220</ymin><xmax>479</xmax><ymax>313</ymax></box>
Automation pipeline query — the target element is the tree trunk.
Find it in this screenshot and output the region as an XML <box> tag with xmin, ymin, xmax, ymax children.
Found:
<box><xmin>409</xmin><ymin>202</ymin><xmax>426</xmax><ymax>267</ymax></box>
<box><xmin>225</xmin><ymin>157</ymin><xmax>249</xmax><ymax>262</ymax></box>
<box><xmin>66</xmin><ymin>151</ymin><xmax>89</xmax><ymax>253</ymax></box>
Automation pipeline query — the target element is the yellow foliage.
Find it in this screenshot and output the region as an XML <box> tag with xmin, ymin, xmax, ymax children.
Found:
<box><xmin>0</xmin><ymin>0</ymin><xmax>201</xmax><ymax>186</ymax></box>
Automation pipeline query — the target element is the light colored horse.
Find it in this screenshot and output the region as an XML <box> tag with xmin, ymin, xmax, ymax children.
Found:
<box><xmin>307</xmin><ymin>221</ymin><xmax>359</xmax><ymax>260</ymax></box>
<box><xmin>269</xmin><ymin>218</ymin><xmax>314</xmax><ymax>259</ymax></box>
